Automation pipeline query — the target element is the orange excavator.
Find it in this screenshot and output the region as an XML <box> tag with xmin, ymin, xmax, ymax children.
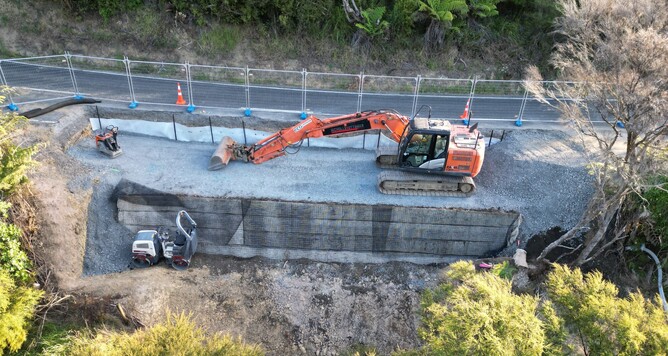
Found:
<box><xmin>208</xmin><ymin>109</ymin><xmax>485</xmax><ymax>197</ymax></box>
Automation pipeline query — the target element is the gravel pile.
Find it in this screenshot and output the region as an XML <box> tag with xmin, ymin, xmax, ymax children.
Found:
<box><xmin>70</xmin><ymin>128</ymin><xmax>594</xmax><ymax>275</ymax></box>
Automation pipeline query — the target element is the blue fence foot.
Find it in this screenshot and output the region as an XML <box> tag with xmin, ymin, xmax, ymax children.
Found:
<box><xmin>300</xmin><ymin>112</ymin><xmax>307</xmax><ymax>119</ymax></box>
<box><xmin>515</xmin><ymin>118</ymin><xmax>523</xmax><ymax>127</ymax></box>
<box><xmin>7</xmin><ymin>103</ymin><xmax>18</xmax><ymax>111</ymax></box>
<box><xmin>616</xmin><ymin>121</ymin><xmax>625</xmax><ymax>128</ymax></box>
<box><xmin>128</xmin><ymin>101</ymin><xmax>139</xmax><ymax>109</ymax></box>
<box><xmin>462</xmin><ymin>119</ymin><xmax>469</xmax><ymax>125</ymax></box>
<box><xmin>74</xmin><ymin>95</ymin><xmax>84</xmax><ymax>100</ymax></box>
<box><xmin>244</xmin><ymin>108</ymin><xmax>252</xmax><ymax>117</ymax></box>
<box><xmin>187</xmin><ymin>104</ymin><xmax>196</xmax><ymax>113</ymax></box>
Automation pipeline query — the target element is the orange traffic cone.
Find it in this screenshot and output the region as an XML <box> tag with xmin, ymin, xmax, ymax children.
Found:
<box><xmin>460</xmin><ymin>99</ymin><xmax>470</xmax><ymax>119</ymax></box>
<box><xmin>176</xmin><ymin>82</ymin><xmax>187</xmax><ymax>105</ymax></box>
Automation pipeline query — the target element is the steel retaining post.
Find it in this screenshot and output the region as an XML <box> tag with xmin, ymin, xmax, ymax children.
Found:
<box><xmin>186</xmin><ymin>62</ymin><xmax>196</xmax><ymax>113</ymax></box>
<box><xmin>172</xmin><ymin>114</ymin><xmax>178</xmax><ymax>141</ymax></box>
<box><xmin>244</xmin><ymin>66</ymin><xmax>251</xmax><ymax>116</ymax></box>
<box><xmin>95</xmin><ymin>105</ymin><xmax>102</xmax><ymax>131</ymax></box>
<box><xmin>65</xmin><ymin>52</ymin><xmax>83</xmax><ymax>99</ymax></box>
<box><xmin>209</xmin><ymin>117</ymin><xmax>214</xmax><ymax>143</ymax></box>
<box><xmin>125</xmin><ymin>57</ymin><xmax>138</xmax><ymax>109</ymax></box>
<box><xmin>0</xmin><ymin>61</ymin><xmax>18</xmax><ymax>111</ymax></box>
<box><xmin>301</xmin><ymin>68</ymin><xmax>307</xmax><ymax>119</ymax></box>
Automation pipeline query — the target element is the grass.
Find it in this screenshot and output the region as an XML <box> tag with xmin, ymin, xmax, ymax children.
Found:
<box><xmin>18</xmin><ymin>321</ymin><xmax>78</xmax><ymax>355</ymax></box>
<box><xmin>129</xmin><ymin>8</ymin><xmax>177</xmax><ymax>50</ymax></box>
<box><xmin>197</xmin><ymin>25</ymin><xmax>241</xmax><ymax>58</ymax></box>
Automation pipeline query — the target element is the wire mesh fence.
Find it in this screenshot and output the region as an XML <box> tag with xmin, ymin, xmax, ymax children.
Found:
<box><xmin>189</xmin><ymin>64</ymin><xmax>246</xmax><ymax>109</ymax></box>
<box><xmin>0</xmin><ymin>53</ymin><xmax>584</xmax><ymax>127</ymax></box>
<box><xmin>305</xmin><ymin>72</ymin><xmax>360</xmax><ymax>116</ymax></box>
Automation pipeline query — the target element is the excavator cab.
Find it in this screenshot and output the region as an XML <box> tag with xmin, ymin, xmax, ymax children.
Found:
<box><xmin>400</xmin><ymin>132</ymin><xmax>450</xmax><ymax>171</ymax></box>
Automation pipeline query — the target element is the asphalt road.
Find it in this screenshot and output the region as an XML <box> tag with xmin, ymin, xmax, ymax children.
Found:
<box><xmin>1</xmin><ymin>60</ymin><xmax>575</xmax><ymax>124</ymax></box>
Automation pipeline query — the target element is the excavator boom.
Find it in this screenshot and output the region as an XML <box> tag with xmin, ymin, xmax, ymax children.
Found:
<box><xmin>209</xmin><ymin>110</ymin><xmax>410</xmax><ymax>169</ymax></box>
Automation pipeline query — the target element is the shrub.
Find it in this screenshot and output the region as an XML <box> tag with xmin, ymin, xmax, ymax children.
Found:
<box><xmin>419</xmin><ymin>261</ymin><xmax>545</xmax><ymax>355</ymax></box>
<box><xmin>0</xmin><ymin>221</ymin><xmax>33</xmax><ymax>283</ymax></box>
<box><xmin>197</xmin><ymin>25</ymin><xmax>240</xmax><ymax>57</ymax></box>
<box><xmin>545</xmin><ymin>264</ymin><xmax>668</xmax><ymax>355</ymax></box>
<box><xmin>0</xmin><ymin>269</ymin><xmax>43</xmax><ymax>353</ymax></box>
<box><xmin>65</xmin><ymin>312</ymin><xmax>263</xmax><ymax>355</ymax></box>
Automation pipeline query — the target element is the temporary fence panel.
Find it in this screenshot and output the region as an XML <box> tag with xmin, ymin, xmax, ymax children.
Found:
<box><xmin>128</xmin><ymin>60</ymin><xmax>188</xmax><ymax>106</ymax></box>
<box><xmin>415</xmin><ymin>78</ymin><xmax>473</xmax><ymax>120</ymax></box>
<box><xmin>1</xmin><ymin>55</ymin><xmax>74</xmax><ymax>103</ymax></box>
<box><xmin>470</xmin><ymin>80</ymin><xmax>526</xmax><ymax>122</ymax></box>
<box><xmin>360</xmin><ymin>75</ymin><xmax>416</xmax><ymax>115</ymax></box>
<box><xmin>521</xmin><ymin>81</ymin><xmax>564</xmax><ymax>122</ymax></box>
<box><xmin>189</xmin><ymin>65</ymin><xmax>246</xmax><ymax>109</ymax></box>
<box><xmin>304</xmin><ymin>72</ymin><xmax>360</xmax><ymax>116</ymax></box>
<box><xmin>248</xmin><ymin>68</ymin><xmax>302</xmax><ymax>112</ymax></box>
<box><xmin>69</xmin><ymin>55</ymin><xmax>131</xmax><ymax>102</ymax></box>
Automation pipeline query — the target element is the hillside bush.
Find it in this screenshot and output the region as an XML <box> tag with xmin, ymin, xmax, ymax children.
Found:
<box><xmin>64</xmin><ymin>312</ymin><xmax>263</xmax><ymax>355</ymax></box>
<box><xmin>0</xmin><ymin>269</ymin><xmax>43</xmax><ymax>354</ymax></box>
<box><xmin>418</xmin><ymin>262</ymin><xmax>668</xmax><ymax>354</ymax></box>
<box><xmin>0</xmin><ymin>221</ymin><xmax>33</xmax><ymax>283</ymax></box>
<box><xmin>545</xmin><ymin>264</ymin><xmax>668</xmax><ymax>355</ymax></box>
<box><xmin>419</xmin><ymin>261</ymin><xmax>545</xmax><ymax>355</ymax></box>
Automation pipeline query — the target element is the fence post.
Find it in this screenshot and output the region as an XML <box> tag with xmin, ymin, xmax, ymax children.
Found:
<box><xmin>516</xmin><ymin>87</ymin><xmax>529</xmax><ymax>127</ymax></box>
<box><xmin>412</xmin><ymin>75</ymin><xmax>421</xmax><ymax>117</ymax></box>
<box><xmin>357</xmin><ymin>72</ymin><xmax>364</xmax><ymax>113</ymax></box>
<box><xmin>65</xmin><ymin>51</ymin><xmax>82</xmax><ymax>99</ymax></box>
<box><xmin>244</xmin><ymin>66</ymin><xmax>251</xmax><ymax>116</ymax></box>
<box><xmin>185</xmin><ymin>62</ymin><xmax>195</xmax><ymax>113</ymax></box>
<box><xmin>125</xmin><ymin>57</ymin><xmax>138</xmax><ymax>109</ymax></box>
<box><xmin>463</xmin><ymin>78</ymin><xmax>477</xmax><ymax>125</ymax></box>
<box><xmin>301</xmin><ymin>68</ymin><xmax>307</xmax><ymax>119</ymax></box>
<box><xmin>0</xmin><ymin>61</ymin><xmax>18</xmax><ymax>111</ymax></box>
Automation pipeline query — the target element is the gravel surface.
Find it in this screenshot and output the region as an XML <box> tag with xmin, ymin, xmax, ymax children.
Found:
<box><xmin>71</xmin><ymin>127</ymin><xmax>593</xmax><ymax>275</ymax></box>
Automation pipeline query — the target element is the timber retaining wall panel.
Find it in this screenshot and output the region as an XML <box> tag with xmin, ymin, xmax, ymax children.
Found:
<box><xmin>115</xmin><ymin>180</ymin><xmax>520</xmax><ymax>262</ymax></box>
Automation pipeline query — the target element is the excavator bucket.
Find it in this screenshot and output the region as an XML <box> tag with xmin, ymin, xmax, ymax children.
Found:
<box><xmin>209</xmin><ymin>136</ymin><xmax>237</xmax><ymax>170</ymax></box>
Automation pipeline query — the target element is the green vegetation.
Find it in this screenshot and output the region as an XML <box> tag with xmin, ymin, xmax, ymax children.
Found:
<box><xmin>419</xmin><ymin>261</ymin><xmax>544</xmax><ymax>355</ymax></box>
<box><xmin>0</xmin><ymin>269</ymin><xmax>43</xmax><ymax>353</ymax></box>
<box><xmin>0</xmin><ymin>220</ymin><xmax>33</xmax><ymax>283</ymax></box>
<box><xmin>197</xmin><ymin>25</ymin><xmax>241</xmax><ymax>58</ymax></box>
<box><xmin>46</xmin><ymin>0</ymin><xmax>561</xmax><ymax>75</ymax></box>
<box><xmin>61</xmin><ymin>312</ymin><xmax>263</xmax><ymax>355</ymax></box>
<box><xmin>417</xmin><ymin>261</ymin><xmax>668</xmax><ymax>355</ymax></box>
<box><xmin>356</xmin><ymin>6</ymin><xmax>390</xmax><ymax>39</ymax></box>
<box><xmin>0</xmin><ymin>95</ymin><xmax>42</xmax><ymax>354</ymax></box>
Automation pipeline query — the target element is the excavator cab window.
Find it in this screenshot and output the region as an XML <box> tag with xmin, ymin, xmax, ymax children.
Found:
<box><xmin>401</xmin><ymin>133</ymin><xmax>449</xmax><ymax>170</ymax></box>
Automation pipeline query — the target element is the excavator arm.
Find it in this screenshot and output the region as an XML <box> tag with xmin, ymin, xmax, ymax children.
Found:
<box><xmin>209</xmin><ymin>110</ymin><xmax>410</xmax><ymax>169</ymax></box>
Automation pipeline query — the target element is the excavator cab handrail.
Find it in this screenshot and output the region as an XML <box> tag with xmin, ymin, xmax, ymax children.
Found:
<box><xmin>411</xmin><ymin>105</ymin><xmax>432</xmax><ymax>121</ymax></box>
<box><xmin>175</xmin><ymin>210</ymin><xmax>197</xmax><ymax>241</ymax></box>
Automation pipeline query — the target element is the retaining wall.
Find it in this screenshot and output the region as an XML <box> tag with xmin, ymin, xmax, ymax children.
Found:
<box><xmin>114</xmin><ymin>180</ymin><xmax>521</xmax><ymax>264</ymax></box>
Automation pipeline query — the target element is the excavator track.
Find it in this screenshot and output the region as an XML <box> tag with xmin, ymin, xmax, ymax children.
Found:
<box><xmin>377</xmin><ymin>170</ymin><xmax>476</xmax><ymax>197</ymax></box>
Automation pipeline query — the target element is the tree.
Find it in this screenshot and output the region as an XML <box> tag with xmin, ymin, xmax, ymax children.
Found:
<box><xmin>525</xmin><ymin>0</ymin><xmax>668</xmax><ymax>265</ymax></box>
<box><xmin>0</xmin><ymin>269</ymin><xmax>43</xmax><ymax>353</ymax></box>
<box><xmin>417</xmin><ymin>0</ymin><xmax>468</xmax><ymax>51</ymax></box>
<box><xmin>343</xmin><ymin>0</ymin><xmax>390</xmax><ymax>51</ymax></box>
